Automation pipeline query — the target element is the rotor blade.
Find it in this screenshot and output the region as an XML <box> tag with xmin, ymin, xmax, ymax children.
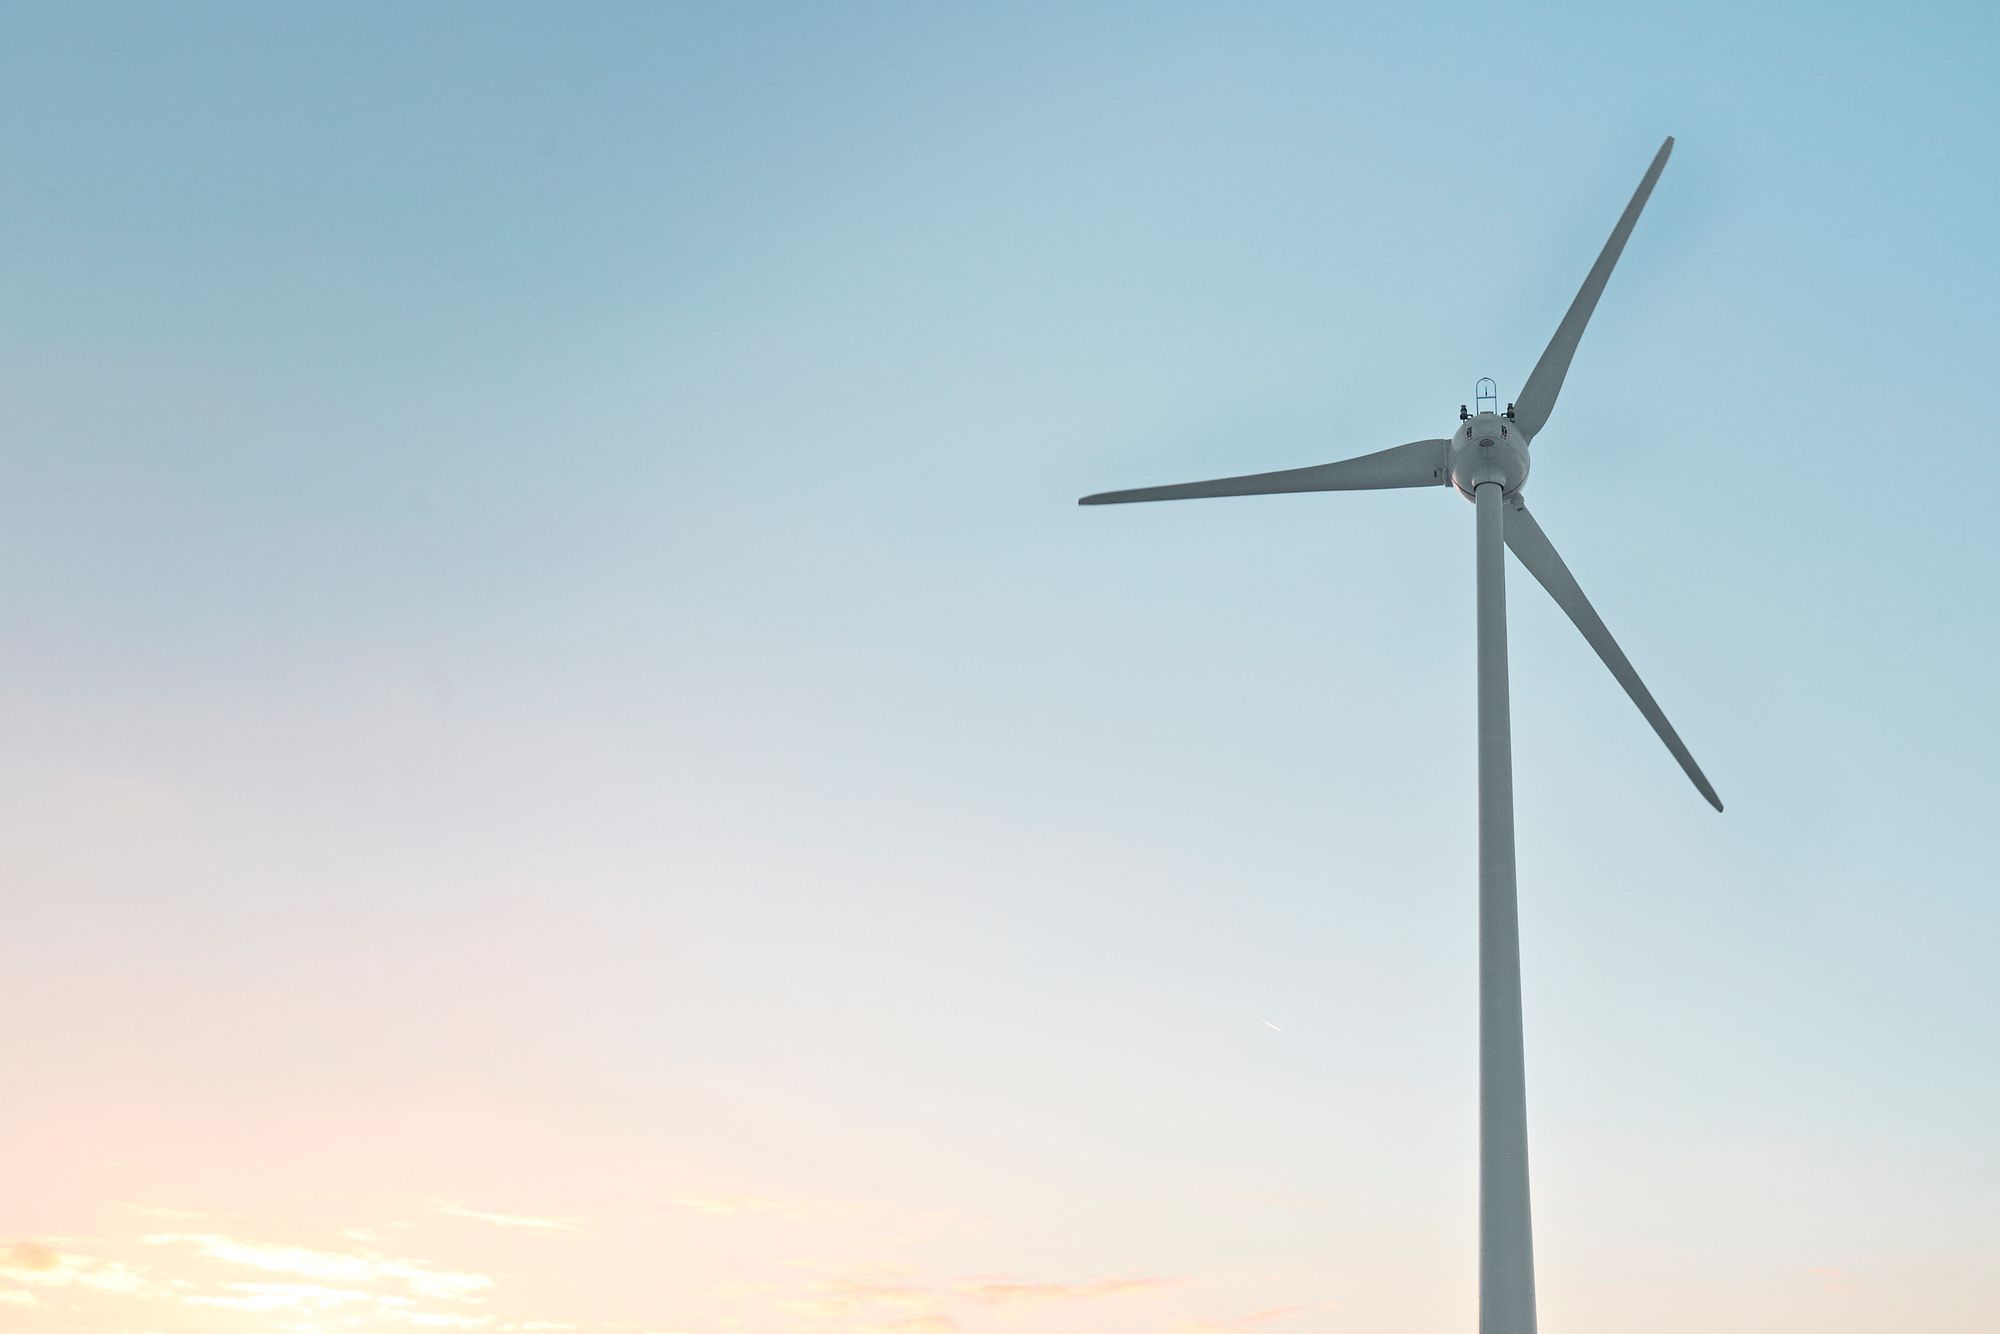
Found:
<box><xmin>1503</xmin><ymin>498</ymin><xmax>1722</xmax><ymax>811</ymax></box>
<box><xmin>1079</xmin><ymin>438</ymin><xmax>1449</xmax><ymax>506</ymax></box>
<box><xmin>1513</xmin><ymin>136</ymin><xmax>1673</xmax><ymax>441</ymax></box>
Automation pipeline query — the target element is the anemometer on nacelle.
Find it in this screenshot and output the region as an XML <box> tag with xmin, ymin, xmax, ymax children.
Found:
<box><xmin>1462</xmin><ymin>379</ymin><xmax>1518</xmax><ymax>422</ymax></box>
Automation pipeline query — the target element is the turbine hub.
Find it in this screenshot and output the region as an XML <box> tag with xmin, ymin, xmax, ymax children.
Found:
<box><xmin>1449</xmin><ymin>411</ymin><xmax>1529</xmax><ymax>499</ymax></box>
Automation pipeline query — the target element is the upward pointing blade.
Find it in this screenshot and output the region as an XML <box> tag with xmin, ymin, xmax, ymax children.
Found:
<box><xmin>1513</xmin><ymin>137</ymin><xmax>1674</xmax><ymax>442</ymax></box>
<box><xmin>1503</xmin><ymin>498</ymin><xmax>1722</xmax><ymax>811</ymax></box>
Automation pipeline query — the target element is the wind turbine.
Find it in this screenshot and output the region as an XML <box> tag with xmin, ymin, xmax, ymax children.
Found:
<box><xmin>1078</xmin><ymin>137</ymin><xmax>1716</xmax><ymax>1334</ymax></box>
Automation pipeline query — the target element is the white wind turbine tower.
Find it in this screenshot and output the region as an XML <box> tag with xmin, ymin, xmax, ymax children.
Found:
<box><xmin>1079</xmin><ymin>137</ymin><xmax>1717</xmax><ymax>1334</ymax></box>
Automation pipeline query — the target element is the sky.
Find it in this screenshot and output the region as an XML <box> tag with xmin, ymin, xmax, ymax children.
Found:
<box><xmin>3</xmin><ymin>2</ymin><xmax>1998</xmax><ymax>1331</ymax></box>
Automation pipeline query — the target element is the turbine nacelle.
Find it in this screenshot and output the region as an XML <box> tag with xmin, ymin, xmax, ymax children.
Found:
<box><xmin>1450</xmin><ymin>410</ymin><xmax>1529</xmax><ymax>500</ymax></box>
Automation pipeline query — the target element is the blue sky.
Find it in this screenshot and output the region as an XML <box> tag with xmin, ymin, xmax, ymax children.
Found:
<box><xmin>2</xmin><ymin>4</ymin><xmax>1997</xmax><ymax>1331</ymax></box>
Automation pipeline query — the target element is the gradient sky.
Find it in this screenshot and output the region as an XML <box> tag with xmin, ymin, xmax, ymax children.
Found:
<box><xmin>4</xmin><ymin>3</ymin><xmax>1997</xmax><ymax>1331</ymax></box>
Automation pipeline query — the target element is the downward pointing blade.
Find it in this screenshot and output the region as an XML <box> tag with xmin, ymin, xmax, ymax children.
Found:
<box><xmin>1079</xmin><ymin>438</ymin><xmax>1449</xmax><ymax>505</ymax></box>
<box><xmin>1513</xmin><ymin>137</ymin><xmax>1674</xmax><ymax>442</ymax></box>
<box><xmin>1503</xmin><ymin>499</ymin><xmax>1722</xmax><ymax>811</ymax></box>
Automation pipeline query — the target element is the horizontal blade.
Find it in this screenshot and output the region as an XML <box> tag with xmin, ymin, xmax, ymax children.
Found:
<box><xmin>1513</xmin><ymin>136</ymin><xmax>1673</xmax><ymax>442</ymax></box>
<box><xmin>1503</xmin><ymin>498</ymin><xmax>1722</xmax><ymax>811</ymax></box>
<box><xmin>1079</xmin><ymin>438</ymin><xmax>1449</xmax><ymax>506</ymax></box>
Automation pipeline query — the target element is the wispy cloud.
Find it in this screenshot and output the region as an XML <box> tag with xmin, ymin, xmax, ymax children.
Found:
<box><xmin>9</xmin><ymin>1212</ymin><xmax>1221</xmax><ymax>1334</ymax></box>
<box><xmin>834</xmin><ymin>1282</ymin><xmax>932</xmax><ymax>1308</ymax></box>
<box><xmin>144</xmin><ymin>1232</ymin><xmax>491</xmax><ymax>1302</ymax></box>
<box><xmin>342</xmin><ymin>1222</ymin><xmax>418</xmax><ymax>1243</ymax></box>
<box><xmin>435</xmin><ymin>1201</ymin><xmax>585</xmax><ymax>1233</ymax></box>
<box><xmin>0</xmin><ymin>1244</ymin><xmax>57</xmax><ymax>1275</ymax></box>
<box><xmin>763</xmin><ymin>1263</ymin><xmax>1185</xmax><ymax>1334</ymax></box>
<box><xmin>957</xmin><ymin>1274</ymin><xmax>1177</xmax><ymax>1305</ymax></box>
<box><xmin>784</xmin><ymin>1278</ymin><xmax>939</xmax><ymax>1318</ymax></box>
<box><xmin>181</xmin><ymin>1281</ymin><xmax>382</xmax><ymax>1313</ymax></box>
<box><xmin>1177</xmin><ymin>1301</ymin><xmax>1318</xmax><ymax>1331</ymax></box>
<box><xmin>0</xmin><ymin>1241</ymin><xmax>151</xmax><ymax>1295</ymax></box>
<box><xmin>2</xmin><ymin>1229</ymin><xmax>525</xmax><ymax>1330</ymax></box>
<box><xmin>773</xmin><ymin>1265</ymin><xmax>1180</xmax><ymax>1332</ymax></box>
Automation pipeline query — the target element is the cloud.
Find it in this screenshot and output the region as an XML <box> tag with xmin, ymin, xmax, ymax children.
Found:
<box><xmin>342</xmin><ymin>1222</ymin><xmax>418</xmax><ymax>1243</ymax></box>
<box><xmin>0</xmin><ymin>1243</ymin><xmax>58</xmax><ymax>1274</ymax></box>
<box><xmin>957</xmin><ymin>1274</ymin><xmax>1176</xmax><ymax>1305</ymax></box>
<box><xmin>144</xmin><ymin>1232</ymin><xmax>491</xmax><ymax>1302</ymax></box>
<box><xmin>0</xmin><ymin>1241</ymin><xmax>150</xmax><ymax>1295</ymax></box>
<box><xmin>436</xmin><ymin>1202</ymin><xmax>584</xmax><ymax>1233</ymax></box>
<box><xmin>773</xmin><ymin>1272</ymin><xmax>962</xmax><ymax>1328</ymax></box>
<box><xmin>179</xmin><ymin>1278</ymin><xmax>497</xmax><ymax>1328</ymax></box>
<box><xmin>2</xmin><ymin>1229</ymin><xmax>521</xmax><ymax>1330</ymax></box>
<box><xmin>776</xmin><ymin>1266</ymin><xmax>1179</xmax><ymax>1332</ymax></box>
<box><xmin>798</xmin><ymin>1279</ymin><xmax>937</xmax><ymax>1313</ymax></box>
<box><xmin>1177</xmin><ymin>1302</ymin><xmax>1317</xmax><ymax>1331</ymax></box>
<box><xmin>10</xmin><ymin>1210</ymin><xmax>1205</xmax><ymax>1334</ymax></box>
<box><xmin>182</xmin><ymin>1281</ymin><xmax>380</xmax><ymax>1313</ymax></box>
<box><xmin>1240</xmin><ymin>1306</ymin><xmax>1305</xmax><ymax>1325</ymax></box>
